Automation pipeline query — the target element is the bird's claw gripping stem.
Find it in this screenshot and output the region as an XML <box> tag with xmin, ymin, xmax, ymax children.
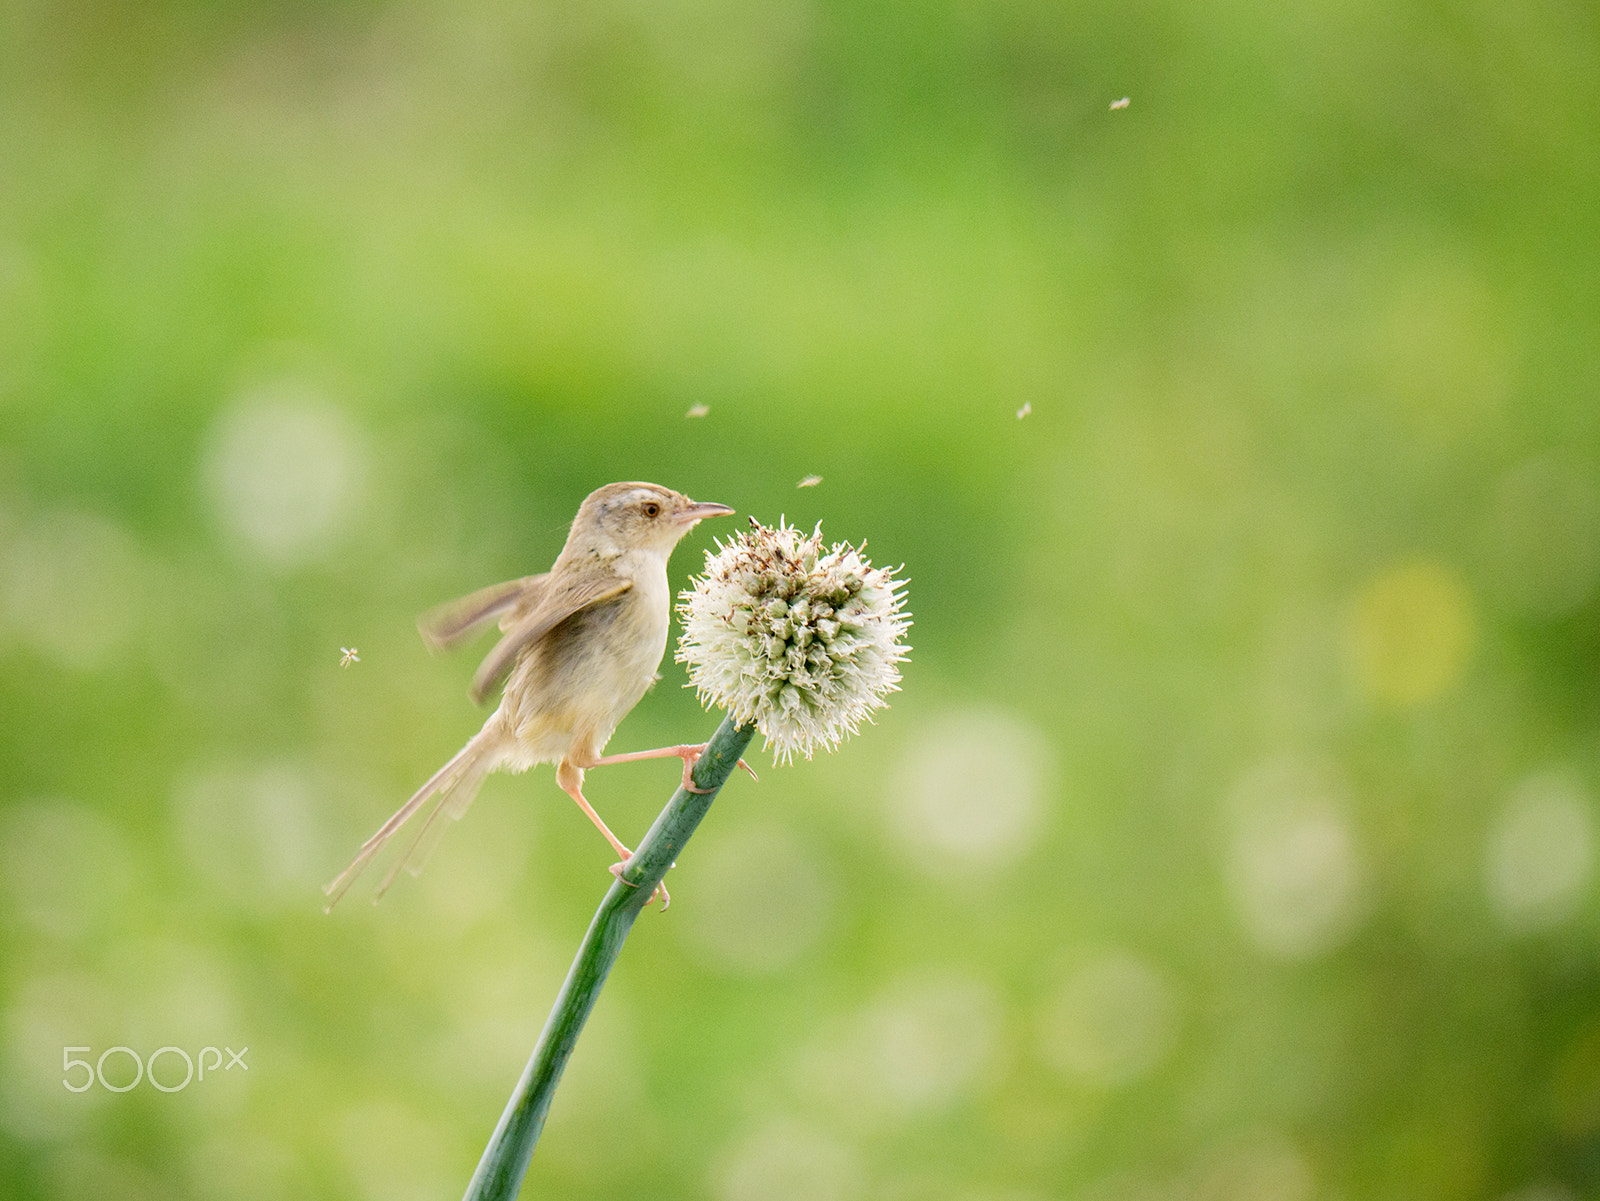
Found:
<box><xmin>674</xmin><ymin>743</ymin><xmax>759</xmax><ymax>793</ymax></box>
<box><xmin>610</xmin><ymin>861</ymin><xmax>670</xmax><ymax>909</ymax></box>
<box><xmin>589</xmin><ymin>742</ymin><xmax>758</xmax><ymax>794</ymax></box>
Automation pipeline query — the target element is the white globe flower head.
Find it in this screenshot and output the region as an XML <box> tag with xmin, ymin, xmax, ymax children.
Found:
<box><xmin>677</xmin><ymin>518</ymin><xmax>911</xmax><ymax>762</ymax></box>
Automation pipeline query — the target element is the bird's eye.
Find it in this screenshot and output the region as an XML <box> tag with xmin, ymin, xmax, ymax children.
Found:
<box><xmin>642</xmin><ymin>502</ymin><xmax>661</xmax><ymax>518</ymax></box>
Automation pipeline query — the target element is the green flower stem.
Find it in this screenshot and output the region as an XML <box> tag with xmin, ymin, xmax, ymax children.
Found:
<box><xmin>462</xmin><ymin>715</ymin><xmax>757</xmax><ymax>1201</ymax></box>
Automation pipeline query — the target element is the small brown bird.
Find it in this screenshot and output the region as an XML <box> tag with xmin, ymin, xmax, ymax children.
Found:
<box><xmin>324</xmin><ymin>481</ymin><xmax>741</xmax><ymax>910</ymax></box>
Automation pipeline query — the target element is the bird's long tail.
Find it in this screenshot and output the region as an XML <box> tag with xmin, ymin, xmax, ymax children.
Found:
<box><xmin>323</xmin><ymin>730</ymin><xmax>501</xmax><ymax>911</ymax></box>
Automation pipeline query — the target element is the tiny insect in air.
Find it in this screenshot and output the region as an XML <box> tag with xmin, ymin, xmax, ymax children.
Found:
<box><xmin>340</xmin><ymin>647</ymin><xmax>360</xmax><ymax>667</ymax></box>
<box><xmin>797</xmin><ymin>474</ymin><xmax>823</xmax><ymax>488</ymax></box>
<box><xmin>685</xmin><ymin>404</ymin><xmax>710</xmax><ymax>419</ymax></box>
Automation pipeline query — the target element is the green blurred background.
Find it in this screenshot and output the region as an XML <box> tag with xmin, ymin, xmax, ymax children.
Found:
<box><xmin>3</xmin><ymin>0</ymin><xmax>1600</xmax><ymax>1198</ymax></box>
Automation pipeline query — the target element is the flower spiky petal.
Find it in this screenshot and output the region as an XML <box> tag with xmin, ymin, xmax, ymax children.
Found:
<box><xmin>676</xmin><ymin>518</ymin><xmax>912</xmax><ymax>762</ymax></box>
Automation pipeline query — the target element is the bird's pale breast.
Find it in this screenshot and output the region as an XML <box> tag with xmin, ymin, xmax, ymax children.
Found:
<box><xmin>499</xmin><ymin>558</ymin><xmax>669</xmax><ymax>767</ymax></box>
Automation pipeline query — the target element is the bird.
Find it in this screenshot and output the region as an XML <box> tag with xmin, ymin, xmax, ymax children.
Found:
<box><xmin>323</xmin><ymin>481</ymin><xmax>742</xmax><ymax>910</ymax></box>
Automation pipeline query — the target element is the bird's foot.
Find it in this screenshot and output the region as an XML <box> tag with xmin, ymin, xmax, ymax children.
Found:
<box><xmin>610</xmin><ymin>860</ymin><xmax>670</xmax><ymax>909</ymax></box>
<box><xmin>665</xmin><ymin>743</ymin><xmax>759</xmax><ymax>793</ymax></box>
<box><xmin>589</xmin><ymin>742</ymin><xmax>758</xmax><ymax>793</ymax></box>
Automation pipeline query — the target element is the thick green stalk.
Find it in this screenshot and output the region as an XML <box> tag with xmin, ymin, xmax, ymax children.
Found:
<box><xmin>462</xmin><ymin>716</ymin><xmax>756</xmax><ymax>1201</ymax></box>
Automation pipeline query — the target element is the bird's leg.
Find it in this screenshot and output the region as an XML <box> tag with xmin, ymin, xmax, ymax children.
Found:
<box><xmin>555</xmin><ymin>760</ymin><xmax>668</xmax><ymax>908</ymax></box>
<box><xmin>555</xmin><ymin>760</ymin><xmax>632</xmax><ymax>858</ymax></box>
<box><xmin>586</xmin><ymin>743</ymin><xmax>759</xmax><ymax>794</ymax></box>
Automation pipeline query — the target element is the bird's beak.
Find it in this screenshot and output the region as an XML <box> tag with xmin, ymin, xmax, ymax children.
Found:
<box><xmin>679</xmin><ymin>500</ymin><xmax>735</xmax><ymax>524</ymax></box>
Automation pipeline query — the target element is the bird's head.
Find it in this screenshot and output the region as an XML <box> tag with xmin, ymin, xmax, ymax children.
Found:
<box><xmin>570</xmin><ymin>481</ymin><xmax>734</xmax><ymax>559</ymax></box>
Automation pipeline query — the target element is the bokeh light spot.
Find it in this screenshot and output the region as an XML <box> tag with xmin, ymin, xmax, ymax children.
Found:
<box><xmin>202</xmin><ymin>384</ymin><xmax>367</xmax><ymax>567</ymax></box>
<box><xmin>101</xmin><ymin>937</ymin><xmax>244</xmax><ymax>1056</ymax></box>
<box><xmin>0</xmin><ymin>970</ymin><xmax>120</xmax><ymax>1140</ymax></box>
<box><xmin>713</xmin><ymin>1119</ymin><xmax>862</xmax><ymax>1201</ymax></box>
<box><xmin>1486</xmin><ymin>770</ymin><xmax>1594</xmax><ymax>932</ymax></box>
<box><xmin>175</xmin><ymin>761</ymin><xmax>324</xmax><ymax>909</ymax></box>
<box><xmin>1347</xmin><ymin>559</ymin><xmax>1476</xmax><ymax>705</ymax></box>
<box><xmin>335</xmin><ymin>1100</ymin><xmax>453</xmax><ymax>1201</ymax></box>
<box><xmin>1225</xmin><ymin>756</ymin><xmax>1367</xmax><ymax>959</ymax></box>
<box><xmin>0</xmin><ymin>799</ymin><xmax>136</xmax><ymax>940</ymax></box>
<box><xmin>1</xmin><ymin>508</ymin><xmax>146</xmax><ymax>669</ymax></box>
<box><xmin>889</xmin><ymin>708</ymin><xmax>1050</xmax><ymax>874</ymax></box>
<box><xmin>797</xmin><ymin>972</ymin><xmax>1002</xmax><ymax>1125</ymax></box>
<box><xmin>678</xmin><ymin>823</ymin><xmax>832</xmax><ymax>974</ymax></box>
<box><xmin>1036</xmin><ymin>950</ymin><xmax>1176</xmax><ymax>1087</ymax></box>
<box><xmin>1189</xmin><ymin>1130</ymin><xmax>1316</xmax><ymax>1201</ymax></box>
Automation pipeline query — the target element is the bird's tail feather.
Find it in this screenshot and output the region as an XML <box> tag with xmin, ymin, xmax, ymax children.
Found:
<box><xmin>323</xmin><ymin>732</ymin><xmax>500</xmax><ymax>911</ymax></box>
<box><xmin>373</xmin><ymin>752</ymin><xmax>493</xmax><ymax>898</ymax></box>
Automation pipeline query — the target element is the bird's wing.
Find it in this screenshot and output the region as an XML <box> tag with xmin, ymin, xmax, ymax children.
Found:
<box><xmin>418</xmin><ymin>574</ymin><xmax>550</xmax><ymax>652</ymax></box>
<box><xmin>469</xmin><ymin>575</ymin><xmax>634</xmax><ymax>704</ymax></box>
